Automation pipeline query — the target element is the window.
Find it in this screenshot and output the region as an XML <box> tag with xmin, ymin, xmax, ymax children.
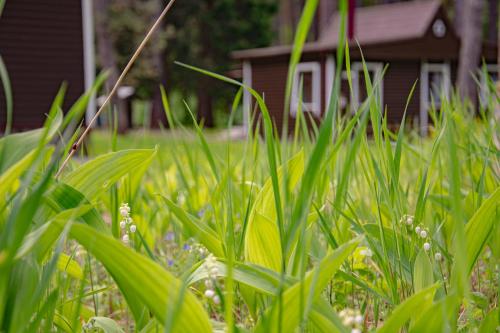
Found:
<box><xmin>479</xmin><ymin>64</ymin><xmax>498</xmax><ymax>107</ymax></box>
<box><xmin>291</xmin><ymin>62</ymin><xmax>321</xmax><ymax>117</ymax></box>
<box><xmin>337</xmin><ymin>70</ymin><xmax>357</xmax><ymax>114</ymax></box>
<box><xmin>352</xmin><ymin>62</ymin><xmax>384</xmax><ymax>110</ymax></box>
<box><xmin>432</xmin><ymin>19</ymin><xmax>446</xmax><ymax>38</ymax></box>
<box><xmin>420</xmin><ymin>62</ymin><xmax>451</xmax><ymax>134</ymax></box>
<box><xmin>325</xmin><ymin>55</ymin><xmax>335</xmax><ymax>111</ymax></box>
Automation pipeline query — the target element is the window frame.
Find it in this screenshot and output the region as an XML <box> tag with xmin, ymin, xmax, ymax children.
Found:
<box><xmin>351</xmin><ymin>62</ymin><xmax>384</xmax><ymax>110</ymax></box>
<box><xmin>419</xmin><ymin>62</ymin><xmax>451</xmax><ymax>134</ymax></box>
<box><xmin>291</xmin><ymin>62</ymin><xmax>322</xmax><ymax>117</ymax></box>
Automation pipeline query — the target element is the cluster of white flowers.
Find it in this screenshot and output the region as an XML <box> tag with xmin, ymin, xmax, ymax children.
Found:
<box><xmin>82</xmin><ymin>319</ymin><xmax>94</xmax><ymax>331</ymax></box>
<box><xmin>339</xmin><ymin>308</ymin><xmax>363</xmax><ymax>333</ymax></box>
<box><xmin>188</xmin><ymin>242</ymin><xmax>207</xmax><ymax>257</ymax></box>
<box><xmin>400</xmin><ymin>214</ymin><xmax>414</xmax><ymax>226</ymax></box>
<box><xmin>204</xmin><ymin>253</ymin><xmax>221</xmax><ymax>305</ymax></box>
<box><xmin>119</xmin><ymin>203</ymin><xmax>136</xmax><ymax>244</ymax></box>
<box><xmin>413</xmin><ymin>223</ymin><xmax>443</xmax><ymax>261</ymax></box>
<box><xmin>359</xmin><ymin>247</ymin><xmax>373</xmax><ymax>258</ymax></box>
<box><xmin>177</xmin><ymin>192</ymin><xmax>186</xmax><ymax>205</ymax></box>
<box><xmin>413</xmin><ymin>225</ymin><xmax>431</xmax><ymax>251</ymax></box>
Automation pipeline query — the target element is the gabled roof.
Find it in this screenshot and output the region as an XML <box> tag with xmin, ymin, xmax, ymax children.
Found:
<box><xmin>233</xmin><ymin>0</ymin><xmax>446</xmax><ymax>60</ymax></box>
<box><xmin>318</xmin><ymin>0</ymin><xmax>442</xmax><ymax>47</ymax></box>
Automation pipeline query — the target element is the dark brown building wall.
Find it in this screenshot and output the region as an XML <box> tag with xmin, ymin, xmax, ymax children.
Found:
<box><xmin>250</xmin><ymin>57</ymin><xmax>424</xmax><ymax>132</ymax></box>
<box><xmin>0</xmin><ymin>0</ymin><xmax>85</xmax><ymax>131</ymax></box>
<box><xmin>383</xmin><ymin>61</ymin><xmax>420</xmax><ymax>123</ymax></box>
<box><xmin>250</xmin><ymin>53</ymin><xmax>331</xmax><ymax>134</ymax></box>
<box><xmin>251</xmin><ymin>58</ymin><xmax>289</xmax><ymax>130</ymax></box>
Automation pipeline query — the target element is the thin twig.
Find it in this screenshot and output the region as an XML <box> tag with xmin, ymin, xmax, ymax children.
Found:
<box><xmin>55</xmin><ymin>0</ymin><xmax>176</xmax><ymax>178</ymax></box>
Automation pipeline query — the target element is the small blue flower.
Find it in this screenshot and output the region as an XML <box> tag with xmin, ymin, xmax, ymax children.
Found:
<box><xmin>183</xmin><ymin>243</ymin><xmax>191</xmax><ymax>251</ymax></box>
<box><xmin>167</xmin><ymin>259</ymin><xmax>174</xmax><ymax>267</ymax></box>
<box><xmin>165</xmin><ymin>231</ymin><xmax>175</xmax><ymax>241</ymax></box>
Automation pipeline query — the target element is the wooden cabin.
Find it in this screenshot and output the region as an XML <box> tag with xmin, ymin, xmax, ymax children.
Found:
<box><xmin>0</xmin><ymin>0</ymin><xmax>94</xmax><ymax>131</ymax></box>
<box><xmin>233</xmin><ymin>0</ymin><xmax>498</xmax><ymax>134</ymax></box>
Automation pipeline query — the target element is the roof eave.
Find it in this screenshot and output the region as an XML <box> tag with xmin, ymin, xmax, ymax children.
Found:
<box><xmin>231</xmin><ymin>43</ymin><xmax>325</xmax><ymax>60</ymax></box>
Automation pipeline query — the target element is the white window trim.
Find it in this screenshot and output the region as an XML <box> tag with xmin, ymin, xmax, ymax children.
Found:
<box><xmin>479</xmin><ymin>64</ymin><xmax>498</xmax><ymax>107</ymax></box>
<box><xmin>291</xmin><ymin>62</ymin><xmax>321</xmax><ymax>117</ymax></box>
<box><xmin>351</xmin><ymin>62</ymin><xmax>384</xmax><ymax>110</ymax></box>
<box><xmin>242</xmin><ymin>61</ymin><xmax>252</xmax><ymax>133</ymax></box>
<box><xmin>325</xmin><ymin>55</ymin><xmax>335</xmax><ymax>112</ymax></box>
<box><xmin>419</xmin><ymin>62</ymin><xmax>451</xmax><ymax>135</ymax></box>
<box><xmin>340</xmin><ymin>70</ymin><xmax>359</xmax><ymax>114</ymax></box>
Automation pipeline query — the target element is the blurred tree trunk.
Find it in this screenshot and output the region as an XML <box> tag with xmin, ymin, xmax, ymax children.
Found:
<box><xmin>457</xmin><ymin>0</ymin><xmax>484</xmax><ymax>106</ymax></box>
<box><xmin>278</xmin><ymin>0</ymin><xmax>294</xmax><ymax>43</ymax></box>
<box><xmin>487</xmin><ymin>0</ymin><xmax>498</xmax><ymax>42</ymax></box>
<box><xmin>94</xmin><ymin>0</ymin><xmax>128</xmax><ymax>132</ymax></box>
<box><xmin>318</xmin><ymin>0</ymin><xmax>336</xmax><ymax>38</ymax></box>
<box><xmin>197</xmin><ymin>77</ymin><xmax>214</xmax><ymax>127</ymax></box>
<box><xmin>197</xmin><ymin>1</ymin><xmax>214</xmax><ymax>127</ymax></box>
<box><xmin>291</xmin><ymin>0</ymin><xmax>302</xmax><ymax>36</ymax></box>
<box><xmin>150</xmin><ymin>0</ymin><xmax>169</xmax><ymax>128</ymax></box>
<box><xmin>454</xmin><ymin>0</ymin><xmax>464</xmax><ymax>37</ymax></box>
<box><xmin>150</xmin><ymin>52</ymin><xmax>170</xmax><ymax>128</ymax></box>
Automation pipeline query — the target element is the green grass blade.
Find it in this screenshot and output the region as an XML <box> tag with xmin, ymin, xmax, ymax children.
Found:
<box><xmin>59</xmin><ymin>222</ymin><xmax>212</xmax><ymax>332</ymax></box>
<box><xmin>377</xmin><ymin>284</ymin><xmax>439</xmax><ymax>333</ymax></box>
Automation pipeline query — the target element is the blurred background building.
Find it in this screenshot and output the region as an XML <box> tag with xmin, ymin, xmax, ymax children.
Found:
<box><xmin>0</xmin><ymin>0</ymin><xmax>88</xmax><ymax>130</ymax></box>
<box><xmin>234</xmin><ymin>0</ymin><xmax>498</xmax><ymax>134</ymax></box>
<box><xmin>0</xmin><ymin>0</ymin><xmax>498</xmax><ymax>132</ymax></box>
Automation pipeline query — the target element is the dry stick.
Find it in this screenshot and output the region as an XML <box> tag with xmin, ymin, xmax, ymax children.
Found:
<box><xmin>55</xmin><ymin>0</ymin><xmax>176</xmax><ymax>178</ymax></box>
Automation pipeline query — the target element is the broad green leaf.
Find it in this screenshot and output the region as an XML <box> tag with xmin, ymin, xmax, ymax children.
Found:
<box><xmin>86</xmin><ymin>317</ymin><xmax>125</xmax><ymax>333</ymax></box>
<box><xmin>413</xmin><ymin>249</ymin><xmax>434</xmax><ymax>292</ymax></box>
<box><xmin>463</xmin><ymin>187</ymin><xmax>500</xmax><ymax>273</ymax></box>
<box><xmin>377</xmin><ymin>284</ymin><xmax>439</xmax><ymax>333</ymax></box>
<box><xmin>40</xmin><ymin>183</ymin><xmax>108</xmax><ymax>233</ymax></box>
<box><xmin>0</xmin><ymin>149</ymin><xmax>38</xmax><ymax>207</ymax></box>
<box><xmin>58</xmin><ymin>222</ymin><xmax>212</xmax><ymax>333</ymax></box>
<box><xmin>163</xmin><ymin>197</ymin><xmax>224</xmax><ymax>258</ymax></box>
<box><xmin>62</xmin><ymin>148</ymin><xmax>157</xmax><ymax>199</ymax></box>
<box><xmin>0</xmin><ymin>107</ymin><xmax>62</xmax><ymax>173</ymax></box>
<box><xmin>139</xmin><ymin>319</ymin><xmax>163</xmax><ymax>333</ymax></box>
<box><xmin>57</xmin><ymin>253</ymin><xmax>83</xmax><ymax>280</ymax></box>
<box><xmin>244</xmin><ymin>151</ymin><xmax>304</xmax><ymax>271</ymax></box>
<box><xmin>488</xmin><ymin>220</ymin><xmax>500</xmax><ymax>257</ymax></box>
<box><xmin>256</xmin><ymin>237</ymin><xmax>361</xmax><ymax>333</ymax></box>
<box><xmin>0</xmin><ymin>129</ymin><xmax>40</xmax><ymax>171</ymax></box>
<box><xmin>479</xmin><ymin>307</ymin><xmax>499</xmax><ymax>333</ymax></box>
<box><xmin>53</xmin><ymin>312</ymin><xmax>73</xmax><ymax>333</ymax></box>
<box><xmin>245</xmin><ymin>213</ymin><xmax>283</xmax><ymax>271</ymax></box>
<box><xmin>310</xmin><ymin>299</ymin><xmax>349</xmax><ymax>333</ymax></box>
<box><xmin>187</xmin><ymin>255</ymin><xmax>348</xmax><ymax>333</ymax></box>
<box><xmin>409</xmin><ymin>295</ymin><xmax>460</xmax><ymax>333</ymax></box>
<box><xmin>16</xmin><ymin>205</ymin><xmax>94</xmax><ymax>260</ymax></box>
<box><xmin>187</xmin><ymin>260</ymin><xmax>283</xmax><ymax>295</ymax></box>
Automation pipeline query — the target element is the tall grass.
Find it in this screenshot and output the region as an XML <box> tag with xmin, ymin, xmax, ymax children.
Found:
<box><xmin>0</xmin><ymin>0</ymin><xmax>499</xmax><ymax>332</ymax></box>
